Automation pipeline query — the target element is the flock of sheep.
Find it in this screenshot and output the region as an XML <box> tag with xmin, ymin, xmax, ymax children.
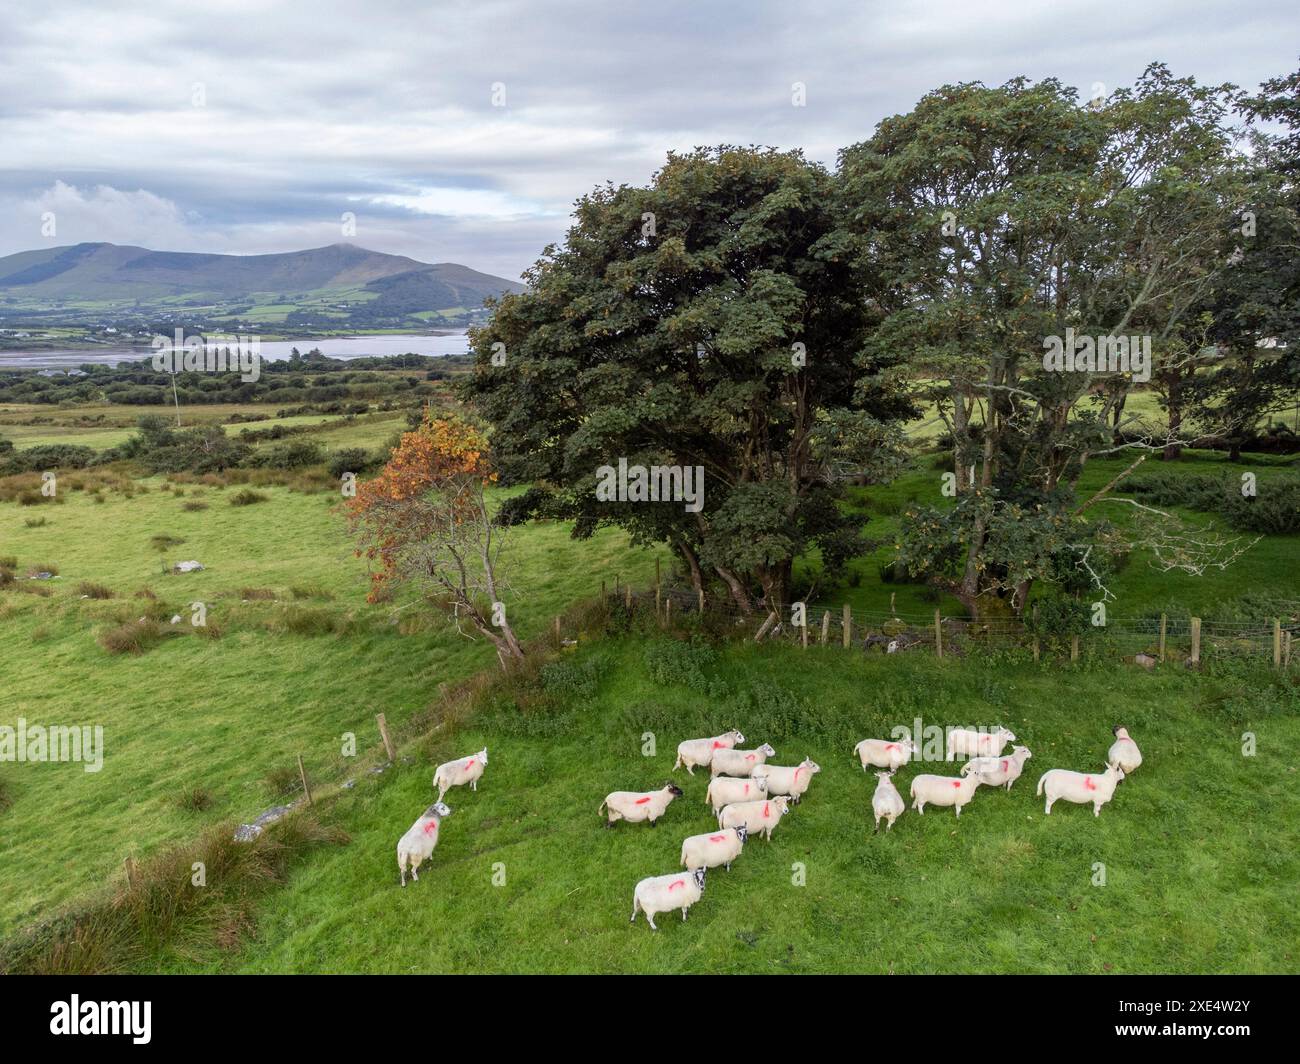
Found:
<box><xmin>394</xmin><ymin>723</ymin><xmax>1144</xmax><ymax>931</ymax></box>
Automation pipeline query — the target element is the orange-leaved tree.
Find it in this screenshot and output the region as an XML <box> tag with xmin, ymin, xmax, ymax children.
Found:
<box><xmin>347</xmin><ymin>412</ymin><xmax>524</xmax><ymax>666</ymax></box>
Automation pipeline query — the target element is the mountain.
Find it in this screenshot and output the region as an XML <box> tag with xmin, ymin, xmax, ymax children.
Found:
<box><xmin>0</xmin><ymin>243</ymin><xmax>524</xmax><ymax>328</ymax></box>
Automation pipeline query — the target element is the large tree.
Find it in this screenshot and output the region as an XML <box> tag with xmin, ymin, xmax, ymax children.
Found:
<box><xmin>464</xmin><ymin>146</ymin><xmax>910</xmax><ymax>615</ymax></box>
<box><xmin>840</xmin><ymin>67</ymin><xmax>1251</xmax><ymax>619</ymax></box>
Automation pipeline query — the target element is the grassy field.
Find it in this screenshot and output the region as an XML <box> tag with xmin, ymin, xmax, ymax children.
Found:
<box><xmin>0</xmin><ymin>482</ymin><xmax>665</xmax><ymax>933</ymax></box>
<box><xmin>177</xmin><ymin>636</ymin><xmax>1300</xmax><ymax>974</ymax></box>
<box><xmin>1</xmin><ymin>433</ymin><xmax>1297</xmax><ymax>971</ymax></box>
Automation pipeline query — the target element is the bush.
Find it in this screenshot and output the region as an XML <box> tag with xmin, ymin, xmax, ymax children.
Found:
<box><xmin>327</xmin><ymin>448</ymin><xmax>376</xmax><ymax>479</ymax></box>
<box><xmin>175</xmin><ymin>787</ymin><xmax>213</xmax><ymax>812</ymax></box>
<box><xmin>240</xmin><ymin>587</ymin><xmax>277</xmax><ymax>600</ymax></box>
<box><xmin>181</xmin><ymin>500</ymin><xmax>209</xmax><ymax>512</ymax></box>
<box><xmin>229</xmin><ymin>489</ymin><xmax>268</xmax><ymax>507</ymax></box>
<box><xmin>97</xmin><ymin>619</ymin><xmax>165</xmax><ymax>655</ymax></box>
<box><xmin>76</xmin><ymin>582</ymin><xmax>114</xmax><ymax>599</ymax></box>
<box><xmin>251</xmin><ymin>439</ymin><xmax>325</xmax><ymax>471</ymax></box>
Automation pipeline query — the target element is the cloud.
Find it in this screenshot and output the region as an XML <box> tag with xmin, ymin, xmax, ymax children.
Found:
<box><xmin>0</xmin><ymin>0</ymin><xmax>1295</xmax><ymax>278</ymax></box>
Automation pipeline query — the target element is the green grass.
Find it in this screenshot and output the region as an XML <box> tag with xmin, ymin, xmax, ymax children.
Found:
<box><xmin>174</xmin><ymin>635</ymin><xmax>1299</xmax><ymax>974</ymax></box>
<box><xmin>0</xmin><ymin>483</ymin><xmax>665</xmax><ymax>933</ymax></box>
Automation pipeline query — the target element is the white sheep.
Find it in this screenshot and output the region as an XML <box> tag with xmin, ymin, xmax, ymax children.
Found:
<box><xmin>909</xmin><ymin>772</ymin><xmax>981</xmax><ymax>817</ymax></box>
<box><xmin>674</xmin><ymin>729</ymin><xmax>745</xmax><ymax>775</ymax></box>
<box><xmin>630</xmin><ymin>867</ymin><xmax>707</xmax><ymax>930</ymax></box>
<box><xmin>1108</xmin><ymin>726</ymin><xmax>1143</xmax><ymax>775</ymax></box>
<box><xmin>871</xmin><ymin>771</ymin><xmax>905</xmax><ymax>833</ymax></box>
<box><xmin>710</xmin><ymin>743</ymin><xmax>776</xmax><ymax>778</ymax></box>
<box><xmin>854</xmin><ymin>737</ymin><xmax>918</xmax><ymax>772</ymax></box>
<box><xmin>704</xmin><ymin>774</ymin><xmax>768</xmax><ymax>815</ymax></box>
<box><xmin>752</xmin><ymin>757</ymin><xmax>820</xmax><ymax>804</ymax></box>
<box><xmin>718</xmin><ymin>795</ymin><xmax>792</xmax><ymax>840</ymax></box>
<box><xmin>599</xmin><ymin>782</ymin><xmax>684</xmax><ymax>827</ymax></box>
<box><xmin>961</xmin><ymin>745</ymin><xmax>1033</xmax><ymax>791</ymax></box>
<box><xmin>680</xmin><ymin>825</ymin><xmax>749</xmax><ymax>871</ymax></box>
<box><xmin>946</xmin><ymin>726</ymin><xmax>1017</xmax><ymax>761</ymax></box>
<box><xmin>396</xmin><ymin>801</ymin><xmax>452</xmax><ymax>886</ymax></box>
<box><xmin>1037</xmin><ymin>762</ymin><xmax>1124</xmax><ymax>816</ymax></box>
<box><xmin>434</xmin><ymin>748</ymin><xmax>488</xmax><ymax>803</ymax></box>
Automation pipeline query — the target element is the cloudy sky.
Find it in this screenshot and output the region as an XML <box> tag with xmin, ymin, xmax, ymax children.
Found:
<box><xmin>1</xmin><ymin>0</ymin><xmax>1295</xmax><ymax>281</ymax></box>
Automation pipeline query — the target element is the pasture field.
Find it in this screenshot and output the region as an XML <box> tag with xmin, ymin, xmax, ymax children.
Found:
<box><xmin>196</xmin><ymin>636</ymin><xmax>1300</xmax><ymax>975</ymax></box>
<box><xmin>0</xmin><ymin>445</ymin><xmax>1296</xmax><ymax>971</ymax></box>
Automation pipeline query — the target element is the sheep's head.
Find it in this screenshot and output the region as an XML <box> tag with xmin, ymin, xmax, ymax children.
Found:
<box><xmin>758</xmin><ymin>743</ymin><xmax>776</xmax><ymax>757</ymax></box>
<box><xmin>1106</xmin><ymin>762</ymin><xmax>1126</xmax><ymax>781</ymax></box>
<box><xmin>426</xmin><ymin>801</ymin><xmax>452</xmax><ymax>818</ymax></box>
<box><xmin>959</xmin><ymin>761</ymin><xmax>977</xmax><ymax>777</ymax></box>
<box><xmin>735</xmin><ymin>825</ymin><xmax>749</xmax><ymax>844</ymax></box>
<box><xmin>773</xmin><ymin>796</ymin><xmax>791</xmax><ymax>813</ymax></box>
<box><xmin>666</xmin><ymin>783</ymin><xmax>684</xmax><ymax>798</ymax></box>
<box><xmin>692</xmin><ymin>866</ymin><xmax>707</xmax><ymax>891</ymax></box>
<box><xmin>1013</xmin><ymin>745</ymin><xmax>1032</xmax><ymax>759</ymax></box>
<box><xmin>754</xmin><ymin>776</ymin><xmax>770</xmax><ymax>794</ymax></box>
<box><xmin>479</xmin><ymin>747</ymin><xmax>489</xmax><ymax>764</ymax></box>
<box><xmin>874</xmin><ymin>771</ymin><xmax>895</xmax><ymax>783</ymax></box>
<box><xmin>728</xmin><ymin>729</ymin><xmax>746</xmax><ymax>744</ymax></box>
<box><xmin>802</xmin><ymin>757</ymin><xmax>822</xmax><ymax>774</ymax></box>
<box><xmin>903</xmin><ymin>738</ymin><xmax>919</xmax><ymax>754</ymax></box>
<box><xmin>999</xmin><ymin>727</ymin><xmax>1017</xmax><ymax>741</ymax></box>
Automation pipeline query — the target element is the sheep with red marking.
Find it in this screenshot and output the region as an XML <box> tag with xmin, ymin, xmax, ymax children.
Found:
<box><xmin>909</xmin><ymin>771</ymin><xmax>981</xmax><ymax>817</ymax></box>
<box><xmin>1037</xmin><ymin>762</ymin><xmax>1124</xmax><ymax>816</ymax></box>
<box><xmin>753</xmin><ymin>757</ymin><xmax>820</xmax><ymax>804</ymax></box>
<box><xmin>434</xmin><ymin>748</ymin><xmax>488</xmax><ymax>803</ymax></box>
<box><xmin>718</xmin><ymin>795</ymin><xmax>791</xmax><ymax>840</ymax></box>
<box><xmin>710</xmin><ymin>742</ymin><xmax>776</xmax><ymax>778</ymax></box>
<box><xmin>872</xmin><ymin>771</ymin><xmax>905</xmax><ymax>833</ymax></box>
<box><xmin>631</xmin><ymin>867</ymin><xmax>706</xmax><ymax>930</ymax></box>
<box><xmin>1108</xmin><ymin>726</ymin><xmax>1143</xmax><ymax>775</ymax></box>
<box><xmin>396</xmin><ymin>801</ymin><xmax>451</xmax><ymax>886</ymax></box>
<box><xmin>854</xmin><ymin>737</ymin><xmax>918</xmax><ymax>772</ymax></box>
<box><xmin>674</xmin><ymin>729</ymin><xmax>745</xmax><ymax>775</ymax></box>
<box><xmin>945</xmin><ymin>726</ymin><xmax>1017</xmax><ymax>761</ymax></box>
<box><xmin>961</xmin><ymin>745</ymin><xmax>1033</xmax><ymax>791</ymax></box>
<box><xmin>705</xmin><ymin>774</ymin><xmax>768</xmax><ymax>815</ymax></box>
<box><xmin>599</xmin><ymin>782</ymin><xmax>683</xmax><ymax>827</ymax></box>
<box><xmin>680</xmin><ymin>825</ymin><xmax>749</xmax><ymax>871</ymax></box>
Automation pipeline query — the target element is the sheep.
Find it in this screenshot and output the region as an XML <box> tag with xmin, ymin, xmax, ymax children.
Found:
<box><xmin>1108</xmin><ymin>726</ymin><xmax>1143</xmax><ymax>775</ymax></box>
<box><xmin>680</xmin><ymin>825</ymin><xmax>749</xmax><ymax>871</ymax></box>
<box><xmin>630</xmin><ymin>867</ymin><xmax>707</xmax><ymax>930</ymax></box>
<box><xmin>705</xmin><ymin>774</ymin><xmax>768</xmax><ymax>815</ymax></box>
<box><xmin>710</xmin><ymin>743</ymin><xmax>776</xmax><ymax>778</ymax></box>
<box><xmin>396</xmin><ymin>801</ymin><xmax>452</xmax><ymax>886</ymax></box>
<box><xmin>909</xmin><ymin>771</ymin><xmax>981</xmax><ymax>817</ymax></box>
<box><xmin>946</xmin><ymin>726</ymin><xmax>1017</xmax><ymax>761</ymax></box>
<box><xmin>599</xmin><ymin>782</ymin><xmax>683</xmax><ymax>827</ymax></box>
<box><xmin>752</xmin><ymin>757</ymin><xmax>821</xmax><ymax>804</ymax></box>
<box><xmin>674</xmin><ymin>729</ymin><xmax>745</xmax><ymax>775</ymax></box>
<box><xmin>1037</xmin><ymin>762</ymin><xmax>1124</xmax><ymax>817</ymax></box>
<box><xmin>718</xmin><ymin>795</ymin><xmax>792</xmax><ymax>840</ymax></box>
<box><xmin>854</xmin><ymin>737</ymin><xmax>918</xmax><ymax>772</ymax></box>
<box><xmin>871</xmin><ymin>771</ymin><xmax>905</xmax><ymax>833</ymax></box>
<box><xmin>961</xmin><ymin>745</ymin><xmax>1033</xmax><ymax>791</ymax></box>
<box><xmin>434</xmin><ymin>748</ymin><xmax>488</xmax><ymax>803</ymax></box>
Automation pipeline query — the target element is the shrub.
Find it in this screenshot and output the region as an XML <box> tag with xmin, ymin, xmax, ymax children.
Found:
<box><xmin>97</xmin><ymin>619</ymin><xmax>165</xmax><ymax>655</ymax></box>
<box><xmin>0</xmin><ymin>555</ymin><xmax>16</xmax><ymax>569</ymax></box>
<box><xmin>23</xmin><ymin>516</ymin><xmax>47</xmax><ymax>528</ymax></box>
<box><xmin>25</xmin><ymin>563</ymin><xmax>58</xmax><ymax>577</ymax></box>
<box><xmin>327</xmin><ymin>447</ymin><xmax>376</xmax><ymax>479</ymax></box>
<box><xmin>176</xmin><ymin>787</ymin><xmax>213</xmax><ymax>812</ymax></box>
<box><xmin>76</xmin><ymin>582</ymin><xmax>114</xmax><ymax>599</ymax></box>
<box><xmin>182</xmin><ymin>500</ymin><xmax>209</xmax><ymax>512</ymax></box>
<box><xmin>229</xmin><ymin>489</ymin><xmax>268</xmax><ymax>507</ymax></box>
<box><xmin>240</xmin><ymin>587</ymin><xmax>277</xmax><ymax>600</ymax></box>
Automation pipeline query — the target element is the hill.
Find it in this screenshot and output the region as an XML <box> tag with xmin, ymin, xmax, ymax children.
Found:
<box><xmin>0</xmin><ymin>243</ymin><xmax>524</xmax><ymax>330</ymax></box>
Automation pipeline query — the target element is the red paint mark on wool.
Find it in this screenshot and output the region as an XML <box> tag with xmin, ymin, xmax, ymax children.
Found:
<box><xmin>634</xmin><ymin>797</ymin><xmax>651</xmax><ymax>805</ymax></box>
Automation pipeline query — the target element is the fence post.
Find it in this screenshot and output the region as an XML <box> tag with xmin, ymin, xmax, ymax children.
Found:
<box><xmin>1159</xmin><ymin>613</ymin><xmax>1167</xmax><ymax>662</ymax></box>
<box><xmin>665</xmin><ymin>597</ymin><xmax>673</xmax><ymax>627</ymax></box>
<box><xmin>123</xmin><ymin>856</ymin><xmax>138</xmax><ymax>891</ymax></box>
<box><xmin>376</xmin><ymin>712</ymin><xmax>395</xmax><ymax>763</ymax></box>
<box><xmin>1274</xmin><ymin>618</ymin><xmax>1282</xmax><ymax>668</ymax></box>
<box><xmin>655</xmin><ymin>558</ymin><xmax>661</xmax><ymax>618</ymax></box>
<box><xmin>1032</xmin><ymin>604</ymin><xmax>1040</xmax><ymax>662</ymax></box>
<box><xmin>801</xmin><ymin>615</ymin><xmax>809</xmax><ymax>649</ymax></box>
<box><xmin>1285</xmin><ymin>631</ymin><xmax>1293</xmax><ymax>670</ymax></box>
<box><xmin>698</xmin><ymin>588</ymin><xmax>705</xmax><ymax>614</ymax></box>
<box><xmin>554</xmin><ymin>615</ymin><xmax>561</xmax><ymax>644</ymax></box>
<box><xmin>1070</xmin><ymin>635</ymin><xmax>1080</xmax><ymax>662</ymax></box>
<box><xmin>820</xmin><ymin>610</ymin><xmax>830</xmax><ymax>646</ymax></box>
<box><xmin>934</xmin><ymin>609</ymin><xmax>943</xmax><ymax>659</ymax></box>
<box><xmin>297</xmin><ymin>754</ymin><xmax>313</xmax><ymax>807</ymax></box>
<box><xmin>600</xmin><ymin>579</ymin><xmax>606</xmax><ymax>604</ymax></box>
<box><xmin>1190</xmin><ymin>617</ymin><xmax>1201</xmax><ymax>665</ymax></box>
<box><xmin>842</xmin><ymin>604</ymin><xmax>852</xmax><ymax>649</ymax></box>
<box><xmin>625</xmin><ymin>583</ymin><xmax>632</xmax><ymax>610</ymax></box>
